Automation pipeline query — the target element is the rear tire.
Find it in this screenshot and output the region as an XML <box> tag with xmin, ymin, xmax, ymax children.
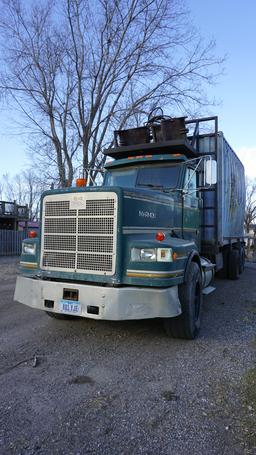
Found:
<box><xmin>216</xmin><ymin>248</ymin><xmax>229</xmax><ymax>279</ymax></box>
<box><xmin>228</xmin><ymin>250</ymin><xmax>239</xmax><ymax>280</ymax></box>
<box><xmin>163</xmin><ymin>262</ymin><xmax>202</xmax><ymax>339</ymax></box>
<box><xmin>239</xmin><ymin>246</ymin><xmax>245</xmax><ymax>274</ymax></box>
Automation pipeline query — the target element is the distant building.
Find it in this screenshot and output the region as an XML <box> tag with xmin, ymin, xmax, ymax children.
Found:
<box><xmin>0</xmin><ymin>201</ymin><xmax>29</xmax><ymax>231</ymax></box>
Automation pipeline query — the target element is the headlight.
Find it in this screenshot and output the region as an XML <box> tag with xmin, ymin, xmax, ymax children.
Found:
<box><xmin>131</xmin><ymin>248</ymin><xmax>156</xmax><ymax>262</ymax></box>
<box><xmin>22</xmin><ymin>242</ymin><xmax>36</xmax><ymax>255</ymax></box>
<box><xmin>131</xmin><ymin>248</ymin><xmax>173</xmax><ymax>262</ymax></box>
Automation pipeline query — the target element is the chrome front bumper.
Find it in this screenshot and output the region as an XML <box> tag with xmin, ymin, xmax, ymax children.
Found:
<box><xmin>14</xmin><ymin>276</ymin><xmax>181</xmax><ymax>320</ymax></box>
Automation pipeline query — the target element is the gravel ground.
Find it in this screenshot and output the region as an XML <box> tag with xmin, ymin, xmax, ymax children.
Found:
<box><xmin>0</xmin><ymin>257</ymin><xmax>256</xmax><ymax>455</ymax></box>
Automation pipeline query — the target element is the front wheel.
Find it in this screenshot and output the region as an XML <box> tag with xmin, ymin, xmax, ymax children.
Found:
<box><xmin>163</xmin><ymin>262</ymin><xmax>202</xmax><ymax>339</ymax></box>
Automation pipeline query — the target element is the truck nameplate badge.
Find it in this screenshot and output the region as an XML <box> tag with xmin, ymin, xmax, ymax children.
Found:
<box><xmin>139</xmin><ymin>210</ymin><xmax>156</xmax><ymax>219</ymax></box>
<box><xmin>70</xmin><ymin>195</ymin><xmax>87</xmax><ymax>210</ymax></box>
<box><xmin>59</xmin><ymin>299</ymin><xmax>81</xmax><ymax>315</ymax></box>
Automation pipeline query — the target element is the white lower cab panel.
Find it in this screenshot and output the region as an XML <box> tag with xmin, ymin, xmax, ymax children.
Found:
<box><xmin>14</xmin><ymin>276</ymin><xmax>182</xmax><ymax>321</ymax></box>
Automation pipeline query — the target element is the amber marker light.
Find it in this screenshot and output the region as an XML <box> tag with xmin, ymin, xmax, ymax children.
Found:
<box><xmin>172</xmin><ymin>252</ymin><xmax>178</xmax><ymax>261</ymax></box>
<box><xmin>128</xmin><ymin>155</ymin><xmax>153</xmax><ymax>160</ymax></box>
<box><xmin>28</xmin><ymin>230</ymin><xmax>37</xmax><ymax>238</ymax></box>
<box><xmin>156</xmin><ymin>231</ymin><xmax>165</xmax><ymax>241</ymax></box>
<box><xmin>76</xmin><ymin>178</ymin><xmax>87</xmax><ymax>187</ymax></box>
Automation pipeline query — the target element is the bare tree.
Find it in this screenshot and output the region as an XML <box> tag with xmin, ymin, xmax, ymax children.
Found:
<box><xmin>244</xmin><ymin>178</ymin><xmax>256</xmax><ymax>258</ymax></box>
<box><xmin>0</xmin><ymin>179</ymin><xmax>3</xmax><ymax>200</ymax></box>
<box><xmin>0</xmin><ymin>170</ymin><xmax>44</xmax><ymax>220</ymax></box>
<box><xmin>0</xmin><ymin>0</ymin><xmax>223</xmax><ymax>186</ymax></box>
<box><xmin>1</xmin><ymin>174</ymin><xmax>24</xmax><ymax>204</ymax></box>
<box><xmin>245</xmin><ymin>179</ymin><xmax>256</xmax><ymax>234</ymax></box>
<box><xmin>0</xmin><ymin>0</ymin><xmax>77</xmax><ymax>187</ymax></box>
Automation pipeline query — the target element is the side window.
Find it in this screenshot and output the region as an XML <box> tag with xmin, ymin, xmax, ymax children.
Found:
<box><xmin>184</xmin><ymin>168</ymin><xmax>197</xmax><ymax>193</ymax></box>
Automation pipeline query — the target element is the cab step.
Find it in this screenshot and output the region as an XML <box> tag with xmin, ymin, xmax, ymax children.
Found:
<box><xmin>202</xmin><ymin>286</ymin><xmax>216</xmax><ymax>295</ymax></box>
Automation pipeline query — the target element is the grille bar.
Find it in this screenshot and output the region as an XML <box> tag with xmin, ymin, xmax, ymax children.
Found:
<box><xmin>41</xmin><ymin>193</ymin><xmax>118</xmax><ymax>275</ymax></box>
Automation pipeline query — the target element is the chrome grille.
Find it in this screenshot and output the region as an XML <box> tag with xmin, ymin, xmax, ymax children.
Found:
<box><xmin>77</xmin><ymin>236</ymin><xmax>113</xmax><ymax>253</ymax></box>
<box><xmin>44</xmin><ymin>235</ymin><xmax>76</xmax><ymax>251</ymax></box>
<box><xmin>44</xmin><ymin>218</ymin><xmax>77</xmax><ymax>234</ymax></box>
<box><xmin>78</xmin><ymin>199</ymin><xmax>115</xmax><ymax>217</ymax></box>
<box><xmin>41</xmin><ymin>193</ymin><xmax>118</xmax><ymax>275</ymax></box>
<box><xmin>77</xmin><ymin>253</ymin><xmax>112</xmax><ymax>271</ymax></box>
<box><xmin>78</xmin><ymin>218</ymin><xmax>114</xmax><ymax>234</ymax></box>
<box><xmin>43</xmin><ymin>252</ymin><xmax>76</xmax><ymax>269</ymax></box>
<box><xmin>45</xmin><ymin>201</ymin><xmax>76</xmax><ymax>217</ymax></box>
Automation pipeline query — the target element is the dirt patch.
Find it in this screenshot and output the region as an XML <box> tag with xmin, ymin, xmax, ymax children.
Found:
<box><xmin>69</xmin><ymin>375</ymin><xmax>95</xmax><ymax>385</ymax></box>
<box><xmin>240</xmin><ymin>362</ymin><xmax>256</xmax><ymax>451</ymax></box>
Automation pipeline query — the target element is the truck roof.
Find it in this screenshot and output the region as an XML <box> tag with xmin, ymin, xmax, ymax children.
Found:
<box><xmin>105</xmin><ymin>154</ymin><xmax>188</xmax><ymax>169</ymax></box>
<box><xmin>104</xmin><ymin>138</ymin><xmax>198</xmax><ymax>160</ymax></box>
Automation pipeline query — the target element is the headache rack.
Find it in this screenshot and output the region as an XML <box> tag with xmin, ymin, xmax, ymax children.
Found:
<box><xmin>104</xmin><ymin>115</ymin><xmax>218</xmax><ymax>160</ymax></box>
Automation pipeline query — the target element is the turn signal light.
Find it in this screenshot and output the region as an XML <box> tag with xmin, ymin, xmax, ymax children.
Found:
<box><xmin>156</xmin><ymin>231</ymin><xmax>165</xmax><ymax>241</ymax></box>
<box><xmin>76</xmin><ymin>178</ymin><xmax>87</xmax><ymax>187</ymax></box>
<box><xmin>28</xmin><ymin>230</ymin><xmax>37</xmax><ymax>238</ymax></box>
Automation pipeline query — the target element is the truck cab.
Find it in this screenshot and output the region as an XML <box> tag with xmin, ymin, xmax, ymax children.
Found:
<box><xmin>103</xmin><ymin>154</ymin><xmax>201</xmax><ymax>247</ymax></box>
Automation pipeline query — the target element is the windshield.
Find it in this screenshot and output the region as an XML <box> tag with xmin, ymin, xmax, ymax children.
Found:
<box><xmin>104</xmin><ymin>164</ymin><xmax>180</xmax><ymax>190</ymax></box>
<box><xmin>104</xmin><ymin>168</ymin><xmax>137</xmax><ymax>187</ymax></box>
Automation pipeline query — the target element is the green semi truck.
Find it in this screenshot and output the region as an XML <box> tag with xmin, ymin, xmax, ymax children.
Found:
<box><xmin>14</xmin><ymin>115</ymin><xmax>245</xmax><ymax>339</ymax></box>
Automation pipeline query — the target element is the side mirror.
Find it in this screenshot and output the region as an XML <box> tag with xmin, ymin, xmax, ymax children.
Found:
<box><xmin>204</xmin><ymin>159</ymin><xmax>217</xmax><ymax>185</ymax></box>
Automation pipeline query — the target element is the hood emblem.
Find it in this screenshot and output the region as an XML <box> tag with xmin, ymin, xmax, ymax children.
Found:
<box><xmin>139</xmin><ymin>210</ymin><xmax>156</xmax><ymax>219</ymax></box>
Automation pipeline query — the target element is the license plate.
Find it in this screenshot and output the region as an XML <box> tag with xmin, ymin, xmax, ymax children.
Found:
<box><xmin>59</xmin><ymin>299</ymin><xmax>81</xmax><ymax>315</ymax></box>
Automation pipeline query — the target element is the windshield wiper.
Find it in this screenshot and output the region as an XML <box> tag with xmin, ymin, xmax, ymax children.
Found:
<box><xmin>162</xmin><ymin>187</ymin><xmax>176</xmax><ymax>193</ymax></box>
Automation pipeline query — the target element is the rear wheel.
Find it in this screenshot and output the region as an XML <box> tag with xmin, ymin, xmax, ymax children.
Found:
<box><xmin>163</xmin><ymin>262</ymin><xmax>202</xmax><ymax>339</ymax></box>
<box><xmin>216</xmin><ymin>248</ymin><xmax>229</xmax><ymax>279</ymax></box>
<box><xmin>228</xmin><ymin>250</ymin><xmax>239</xmax><ymax>280</ymax></box>
<box><xmin>239</xmin><ymin>246</ymin><xmax>245</xmax><ymax>274</ymax></box>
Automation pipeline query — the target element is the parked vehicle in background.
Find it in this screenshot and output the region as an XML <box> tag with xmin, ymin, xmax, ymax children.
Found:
<box><xmin>15</xmin><ymin>115</ymin><xmax>245</xmax><ymax>339</ymax></box>
<box><xmin>0</xmin><ymin>201</ymin><xmax>28</xmax><ymax>231</ymax></box>
<box><xmin>0</xmin><ymin>201</ymin><xmax>29</xmax><ymax>256</ymax></box>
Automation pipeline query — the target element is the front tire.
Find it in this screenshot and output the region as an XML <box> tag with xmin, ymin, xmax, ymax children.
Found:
<box><xmin>163</xmin><ymin>262</ymin><xmax>202</xmax><ymax>339</ymax></box>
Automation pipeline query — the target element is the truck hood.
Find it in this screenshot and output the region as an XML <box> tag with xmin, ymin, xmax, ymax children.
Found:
<box><xmin>123</xmin><ymin>187</ymin><xmax>179</xmax><ymax>230</ymax></box>
<box><xmin>40</xmin><ymin>185</ymin><xmax>179</xmax><ymax>232</ymax></box>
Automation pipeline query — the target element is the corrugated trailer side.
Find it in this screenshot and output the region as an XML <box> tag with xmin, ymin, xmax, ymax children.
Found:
<box><xmin>198</xmin><ymin>133</ymin><xmax>245</xmax><ymax>258</ymax></box>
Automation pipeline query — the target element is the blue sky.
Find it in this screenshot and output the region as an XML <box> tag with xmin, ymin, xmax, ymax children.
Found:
<box><xmin>1</xmin><ymin>0</ymin><xmax>256</xmax><ymax>179</ymax></box>
<box><xmin>187</xmin><ymin>0</ymin><xmax>256</xmax><ymax>178</ymax></box>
